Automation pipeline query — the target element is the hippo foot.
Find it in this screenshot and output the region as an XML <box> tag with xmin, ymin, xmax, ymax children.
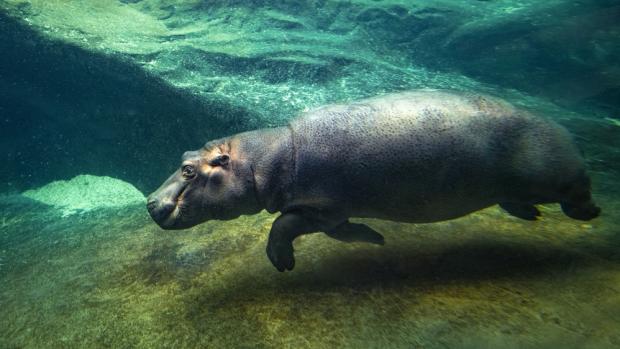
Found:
<box><xmin>326</xmin><ymin>221</ymin><xmax>385</xmax><ymax>245</ymax></box>
<box><xmin>499</xmin><ymin>202</ymin><xmax>541</xmax><ymax>221</ymax></box>
<box><xmin>561</xmin><ymin>202</ymin><xmax>601</xmax><ymax>221</ymax></box>
<box><xmin>266</xmin><ymin>239</ymin><xmax>295</xmax><ymax>272</ymax></box>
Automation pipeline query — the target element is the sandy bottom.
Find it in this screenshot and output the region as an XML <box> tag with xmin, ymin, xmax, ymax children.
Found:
<box><xmin>1</xmin><ymin>174</ymin><xmax>619</xmax><ymax>348</ymax></box>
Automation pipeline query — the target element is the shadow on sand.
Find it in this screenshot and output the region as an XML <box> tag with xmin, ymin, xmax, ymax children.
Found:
<box><xmin>186</xmin><ymin>232</ymin><xmax>619</xmax><ymax>317</ymax></box>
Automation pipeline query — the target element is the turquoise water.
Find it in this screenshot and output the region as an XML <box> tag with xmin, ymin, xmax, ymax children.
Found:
<box><xmin>1</xmin><ymin>1</ymin><xmax>619</xmax><ymax>348</ymax></box>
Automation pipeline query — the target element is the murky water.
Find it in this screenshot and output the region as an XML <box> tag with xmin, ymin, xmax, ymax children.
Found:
<box><xmin>1</xmin><ymin>1</ymin><xmax>619</xmax><ymax>348</ymax></box>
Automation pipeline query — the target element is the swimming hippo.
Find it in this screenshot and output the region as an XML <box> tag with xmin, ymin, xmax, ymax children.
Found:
<box><xmin>147</xmin><ymin>90</ymin><xmax>600</xmax><ymax>272</ymax></box>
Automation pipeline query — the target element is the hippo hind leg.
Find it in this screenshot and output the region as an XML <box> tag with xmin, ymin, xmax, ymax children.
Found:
<box><xmin>326</xmin><ymin>221</ymin><xmax>385</xmax><ymax>245</ymax></box>
<box><xmin>559</xmin><ymin>175</ymin><xmax>601</xmax><ymax>221</ymax></box>
<box><xmin>499</xmin><ymin>202</ymin><xmax>541</xmax><ymax>221</ymax></box>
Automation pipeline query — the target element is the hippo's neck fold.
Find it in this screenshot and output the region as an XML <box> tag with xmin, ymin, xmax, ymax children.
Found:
<box><xmin>236</xmin><ymin>126</ymin><xmax>294</xmax><ymax>214</ymax></box>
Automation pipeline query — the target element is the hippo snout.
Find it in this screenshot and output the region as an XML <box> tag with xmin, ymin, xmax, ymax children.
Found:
<box><xmin>146</xmin><ymin>198</ymin><xmax>177</xmax><ymax>228</ymax></box>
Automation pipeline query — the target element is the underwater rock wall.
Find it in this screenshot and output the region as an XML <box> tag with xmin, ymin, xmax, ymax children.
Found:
<box><xmin>1</xmin><ymin>0</ymin><xmax>618</xmax><ymax>193</ymax></box>
<box><xmin>434</xmin><ymin>1</ymin><xmax>620</xmax><ymax>113</ymax></box>
<box><xmin>0</xmin><ymin>12</ymin><xmax>257</xmax><ymax>193</ymax></box>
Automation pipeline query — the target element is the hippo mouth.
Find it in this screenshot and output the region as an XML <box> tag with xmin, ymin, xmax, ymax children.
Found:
<box><xmin>146</xmin><ymin>182</ymin><xmax>190</xmax><ymax>230</ymax></box>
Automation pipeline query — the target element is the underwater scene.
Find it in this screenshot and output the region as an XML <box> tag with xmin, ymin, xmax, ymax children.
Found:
<box><xmin>1</xmin><ymin>0</ymin><xmax>620</xmax><ymax>348</ymax></box>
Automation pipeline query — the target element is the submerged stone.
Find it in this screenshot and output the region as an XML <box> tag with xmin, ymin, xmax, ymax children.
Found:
<box><xmin>22</xmin><ymin>175</ymin><xmax>145</xmax><ymax>216</ymax></box>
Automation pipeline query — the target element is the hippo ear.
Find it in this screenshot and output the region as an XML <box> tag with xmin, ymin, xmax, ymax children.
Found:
<box><xmin>208</xmin><ymin>154</ymin><xmax>230</xmax><ymax>167</ymax></box>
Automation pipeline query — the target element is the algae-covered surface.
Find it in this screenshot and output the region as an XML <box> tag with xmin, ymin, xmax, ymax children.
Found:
<box><xmin>22</xmin><ymin>175</ymin><xmax>146</xmax><ymax>216</ymax></box>
<box><xmin>1</xmin><ymin>0</ymin><xmax>620</xmax><ymax>347</ymax></box>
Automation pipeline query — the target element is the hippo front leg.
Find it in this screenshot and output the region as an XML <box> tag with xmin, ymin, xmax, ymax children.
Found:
<box><xmin>266</xmin><ymin>212</ymin><xmax>329</xmax><ymax>272</ymax></box>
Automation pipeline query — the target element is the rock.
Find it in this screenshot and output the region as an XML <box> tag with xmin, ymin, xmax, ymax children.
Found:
<box><xmin>22</xmin><ymin>175</ymin><xmax>145</xmax><ymax>216</ymax></box>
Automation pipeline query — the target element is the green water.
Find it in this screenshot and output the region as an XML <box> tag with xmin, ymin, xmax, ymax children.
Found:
<box><xmin>1</xmin><ymin>1</ymin><xmax>619</xmax><ymax>348</ymax></box>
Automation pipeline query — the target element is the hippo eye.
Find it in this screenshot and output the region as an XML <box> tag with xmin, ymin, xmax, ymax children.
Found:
<box><xmin>181</xmin><ymin>165</ymin><xmax>196</xmax><ymax>179</ymax></box>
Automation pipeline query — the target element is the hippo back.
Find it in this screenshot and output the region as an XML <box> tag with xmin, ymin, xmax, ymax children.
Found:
<box><xmin>286</xmin><ymin>90</ymin><xmax>554</xmax><ymax>222</ymax></box>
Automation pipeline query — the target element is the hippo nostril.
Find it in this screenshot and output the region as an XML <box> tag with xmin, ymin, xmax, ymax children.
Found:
<box><xmin>146</xmin><ymin>200</ymin><xmax>158</xmax><ymax>212</ymax></box>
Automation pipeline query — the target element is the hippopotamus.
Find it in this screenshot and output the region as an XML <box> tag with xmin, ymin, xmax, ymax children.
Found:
<box><xmin>147</xmin><ymin>90</ymin><xmax>600</xmax><ymax>272</ymax></box>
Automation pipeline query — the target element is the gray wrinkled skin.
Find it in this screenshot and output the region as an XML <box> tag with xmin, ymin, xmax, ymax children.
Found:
<box><xmin>147</xmin><ymin>90</ymin><xmax>600</xmax><ymax>272</ymax></box>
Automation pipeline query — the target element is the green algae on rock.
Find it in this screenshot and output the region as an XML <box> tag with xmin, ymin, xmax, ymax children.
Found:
<box><xmin>22</xmin><ymin>175</ymin><xmax>145</xmax><ymax>216</ymax></box>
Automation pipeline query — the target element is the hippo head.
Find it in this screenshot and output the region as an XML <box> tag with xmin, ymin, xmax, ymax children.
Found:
<box><xmin>147</xmin><ymin>140</ymin><xmax>260</xmax><ymax>230</ymax></box>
